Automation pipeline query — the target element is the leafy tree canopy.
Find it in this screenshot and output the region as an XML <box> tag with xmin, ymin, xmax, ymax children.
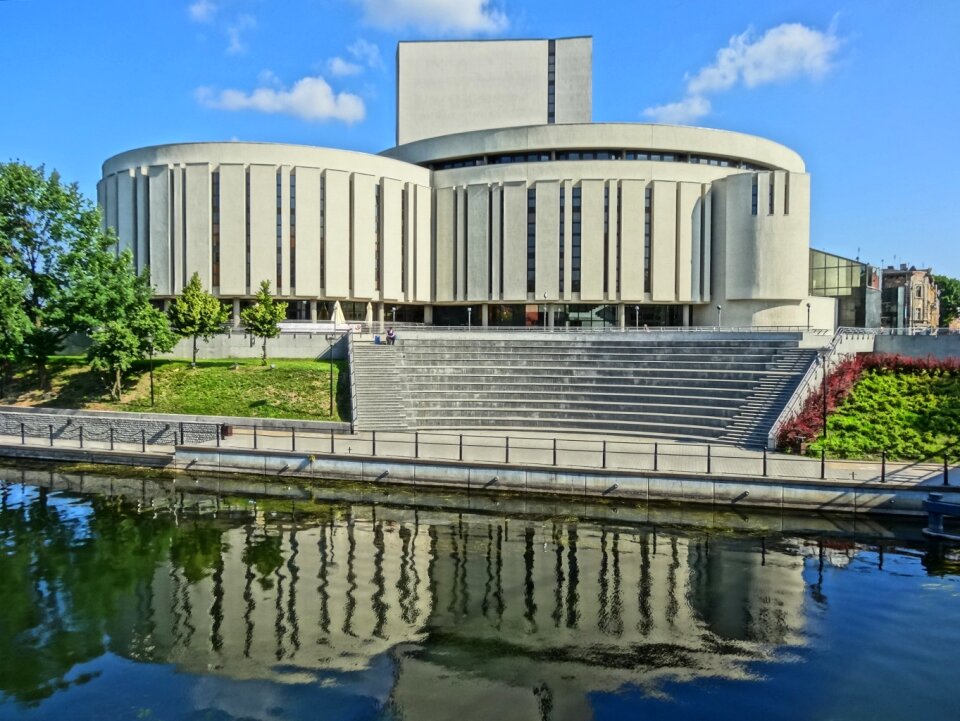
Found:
<box><xmin>0</xmin><ymin>161</ymin><xmax>123</xmax><ymax>385</ymax></box>
<box><xmin>934</xmin><ymin>274</ymin><xmax>960</xmax><ymax>325</ymax></box>
<box><xmin>240</xmin><ymin>280</ymin><xmax>287</xmax><ymax>364</ymax></box>
<box><xmin>168</xmin><ymin>272</ymin><xmax>229</xmax><ymax>364</ymax></box>
<box><xmin>86</xmin><ymin>261</ymin><xmax>176</xmax><ymax>400</ymax></box>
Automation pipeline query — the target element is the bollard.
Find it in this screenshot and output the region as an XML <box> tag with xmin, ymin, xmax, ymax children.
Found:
<box><xmin>372</xmin><ymin>430</ymin><xmax>377</xmax><ymax>456</ymax></box>
<box><xmin>553</xmin><ymin>438</ymin><xmax>557</xmax><ymax>466</ymax></box>
<box><xmin>820</xmin><ymin>448</ymin><xmax>826</xmax><ymax>479</ymax></box>
<box><xmin>20</xmin><ymin>423</ymin><xmax>25</xmax><ymax>445</ymax></box>
<box><xmin>253</xmin><ymin>425</ymin><xmax>258</xmax><ymax>450</ymax></box>
<box><xmin>49</xmin><ymin>424</ymin><xmax>54</xmax><ymax>446</ymax></box>
<box><xmin>179</xmin><ymin>422</ymin><xmax>185</xmax><ymax>445</ymax></box>
<box><xmin>330</xmin><ymin>428</ymin><xmax>335</xmax><ymax>454</ymax></box>
<box><xmin>945</xmin><ymin>455</ymin><xmax>950</xmax><ymax>487</ymax></box>
<box><xmin>141</xmin><ymin>429</ymin><xmax>146</xmax><ymax>452</ymax></box>
<box><xmin>110</xmin><ymin>427</ymin><xmax>115</xmax><ymax>451</ymax></box>
<box><xmin>881</xmin><ymin>449</ymin><xmax>886</xmax><ymax>483</ymax></box>
<box><xmin>505</xmin><ymin>436</ymin><xmax>510</xmax><ymax>463</ymax></box>
<box><xmin>459</xmin><ymin>434</ymin><xmax>463</xmax><ymax>461</ymax></box>
<box><xmin>415</xmin><ymin>431</ymin><xmax>419</xmax><ymax>459</ymax></box>
<box><xmin>654</xmin><ymin>443</ymin><xmax>658</xmax><ymax>472</ymax></box>
<box><xmin>216</xmin><ymin>424</ymin><xmax>221</xmax><ymax>448</ymax></box>
<box><xmin>763</xmin><ymin>447</ymin><xmax>767</xmax><ymax>477</ymax></box>
<box><xmin>291</xmin><ymin>426</ymin><xmax>296</xmax><ymax>452</ymax></box>
<box><xmin>707</xmin><ymin>445</ymin><xmax>712</xmax><ymax>475</ymax></box>
<box><xmin>79</xmin><ymin>425</ymin><xmax>84</xmax><ymax>449</ymax></box>
<box><xmin>602</xmin><ymin>440</ymin><xmax>607</xmax><ymax>469</ymax></box>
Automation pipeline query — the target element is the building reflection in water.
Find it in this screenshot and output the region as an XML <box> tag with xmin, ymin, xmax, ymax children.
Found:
<box><xmin>2</xmin><ymin>483</ymin><xmax>812</xmax><ymax>721</ymax></box>
<box><xmin>129</xmin><ymin>508</ymin><xmax>808</xmax><ymax>720</ymax></box>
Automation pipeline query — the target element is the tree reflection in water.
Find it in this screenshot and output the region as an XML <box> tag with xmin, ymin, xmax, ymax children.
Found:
<box><xmin>0</xmin><ymin>475</ymin><xmax>957</xmax><ymax>721</ymax></box>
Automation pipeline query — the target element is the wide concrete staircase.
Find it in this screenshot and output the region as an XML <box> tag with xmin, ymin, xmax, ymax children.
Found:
<box><xmin>393</xmin><ymin>334</ymin><xmax>817</xmax><ymax>447</ymax></box>
<box><xmin>350</xmin><ymin>341</ymin><xmax>412</xmax><ymax>431</ymax></box>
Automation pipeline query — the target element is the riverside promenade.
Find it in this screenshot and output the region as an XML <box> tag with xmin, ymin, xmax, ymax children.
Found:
<box><xmin>1</xmin><ymin>422</ymin><xmax>955</xmax><ymax>517</ymax></box>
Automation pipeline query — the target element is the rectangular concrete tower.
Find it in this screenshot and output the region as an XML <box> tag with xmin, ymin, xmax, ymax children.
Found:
<box><xmin>396</xmin><ymin>37</ymin><xmax>592</xmax><ymax>145</ymax></box>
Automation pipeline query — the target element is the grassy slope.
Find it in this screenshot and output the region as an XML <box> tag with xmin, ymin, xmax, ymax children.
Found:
<box><xmin>5</xmin><ymin>357</ymin><xmax>349</xmax><ymax>422</ymax></box>
<box><xmin>810</xmin><ymin>368</ymin><xmax>960</xmax><ymax>460</ymax></box>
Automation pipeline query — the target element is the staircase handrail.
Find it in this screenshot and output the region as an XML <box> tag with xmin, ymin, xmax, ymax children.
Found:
<box><xmin>765</xmin><ymin>329</ymin><xmax>855</xmax><ymax>449</ymax></box>
<box><xmin>346</xmin><ymin>331</ymin><xmax>359</xmax><ymax>433</ymax></box>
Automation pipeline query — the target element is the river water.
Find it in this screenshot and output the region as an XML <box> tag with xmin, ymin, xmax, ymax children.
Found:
<box><xmin>1</xmin><ymin>467</ymin><xmax>959</xmax><ymax>721</ymax></box>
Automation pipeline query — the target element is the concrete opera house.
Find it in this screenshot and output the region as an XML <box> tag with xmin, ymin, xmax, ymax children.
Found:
<box><xmin>99</xmin><ymin>37</ymin><xmax>836</xmax><ymax>330</ymax></box>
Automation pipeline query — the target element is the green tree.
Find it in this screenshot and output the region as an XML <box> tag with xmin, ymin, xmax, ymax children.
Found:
<box><xmin>167</xmin><ymin>272</ymin><xmax>229</xmax><ymax>365</ymax></box>
<box><xmin>240</xmin><ymin>279</ymin><xmax>287</xmax><ymax>364</ymax></box>
<box><xmin>0</xmin><ymin>161</ymin><xmax>125</xmax><ymax>387</ymax></box>
<box><xmin>86</xmin><ymin>258</ymin><xmax>176</xmax><ymax>400</ymax></box>
<box><xmin>0</xmin><ymin>264</ymin><xmax>30</xmax><ymax>398</ymax></box>
<box><xmin>934</xmin><ymin>274</ymin><xmax>960</xmax><ymax>325</ymax></box>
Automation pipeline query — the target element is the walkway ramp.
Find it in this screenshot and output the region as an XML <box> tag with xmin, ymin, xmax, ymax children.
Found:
<box><xmin>350</xmin><ymin>341</ymin><xmax>411</xmax><ymax>431</ymax></box>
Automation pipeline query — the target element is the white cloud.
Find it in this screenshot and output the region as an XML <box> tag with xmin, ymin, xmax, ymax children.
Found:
<box><xmin>196</xmin><ymin>75</ymin><xmax>366</xmax><ymax>123</ymax></box>
<box><xmin>328</xmin><ymin>57</ymin><xmax>364</xmax><ymax>76</ymax></box>
<box><xmin>643</xmin><ymin>96</ymin><xmax>712</xmax><ymax>125</ymax></box>
<box><xmin>226</xmin><ymin>14</ymin><xmax>256</xmax><ymax>55</ymax></box>
<box><xmin>188</xmin><ymin>0</ymin><xmax>217</xmax><ymax>23</ymax></box>
<box><xmin>353</xmin><ymin>0</ymin><xmax>507</xmax><ymax>34</ymax></box>
<box><xmin>348</xmin><ymin>38</ymin><xmax>383</xmax><ymax>69</ymax></box>
<box><xmin>643</xmin><ymin>22</ymin><xmax>841</xmax><ymax>125</ymax></box>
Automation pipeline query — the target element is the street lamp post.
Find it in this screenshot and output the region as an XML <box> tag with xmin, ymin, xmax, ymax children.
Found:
<box><xmin>819</xmin><ymin>349</ymin><xmax>829</xmax><ymax>439</ymax></box>
<box><xmin>325</xmin><ymin>333</ymin><xmax>337</xmax><ymax>415</ymax></box>
<box><xmin>391</xmin><ymin>306</ymin><xmax>397</xmax><ymax>324</ymax></box>
<box><xmin>467</xmin><ymin>306</ymin><xmax>472</xmax><ymax>328</ymax></box>
<box><xmin>635</xmin><ymin>305</ymin><xmax>639</xmax><ymax>330</ymax></box>
<box><xmin>543</xmin><ymin>292</ymin><xmax>548</xmax><ymax>329</ymax></box>
<box><xmin>147</xmin><ymin>334</ymin><xmax>155</xmax><ymax>407</ymax></box>
<box><xmin>716</xmin><ymin>304</ymin><xmax>723</xmax><ymax>328</ymax></box>
<box><xmin>806</xmin><ymin>302</ymin><xmax>812</xmax><ymax>331</ymax></box>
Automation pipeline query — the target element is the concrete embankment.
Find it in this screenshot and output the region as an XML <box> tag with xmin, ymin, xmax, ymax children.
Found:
<box><xmin>0</xmin><ymin>443</ymin><xmax>172</xmax><ymax>469</ymax></box>
<box><xmin>173</xmin><ymin>445</ymin><xmax>957</xmax><ymax>517</ymax></box>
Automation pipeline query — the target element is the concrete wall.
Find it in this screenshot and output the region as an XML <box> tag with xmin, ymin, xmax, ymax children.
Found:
<box><xmin>0</xmin><ymin>406</ymin><xmax>349</xmax><ymax>447</ymax></box>
<box><xmin>101</xmin><ymin>143</ymin><xmax>431</xmax><ymax>303</ymax></box>
<box><xmin>396</xmin><ymin>38</ymin><xmax>592</xmax><ymax>145</ymax></box>
<box><xmin>875</xmin><ymin>333</ymin><xmax>960</xmax><ymax>359</ymax></box>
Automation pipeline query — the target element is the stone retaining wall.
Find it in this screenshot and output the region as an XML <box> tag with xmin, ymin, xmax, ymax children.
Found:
<box><xmin>0</xmin><ymin>406</ymin><xmax>351</xmax><ymax>447</ymax></box>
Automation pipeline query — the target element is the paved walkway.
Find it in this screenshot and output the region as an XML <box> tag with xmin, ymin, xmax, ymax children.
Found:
<box><xmin>7</xmin><ymin>424</ymin><xmax>950</xmax><ymax>489</ymax></box>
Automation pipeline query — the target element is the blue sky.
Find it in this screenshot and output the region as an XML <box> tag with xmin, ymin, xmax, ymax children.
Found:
<box><xmin>1</xmin><ymin>0</ymin><xmax>957</xmax><ymax>276</ymax></box>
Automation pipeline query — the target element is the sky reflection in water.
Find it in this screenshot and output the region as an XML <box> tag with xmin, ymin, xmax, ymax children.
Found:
<box><xmin>1</xmin><ymin>476</ymin><xmax>959</xmax><ymax>721</ymax></box>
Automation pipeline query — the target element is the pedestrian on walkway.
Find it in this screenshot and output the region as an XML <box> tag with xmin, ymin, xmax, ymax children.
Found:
<box><xmin>387</xmin><ymin>327</ymin><xmax>396</xmax><ymax>345</ymax></box>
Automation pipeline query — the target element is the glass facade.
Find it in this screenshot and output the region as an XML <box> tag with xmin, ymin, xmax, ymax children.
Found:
<box><xmin>809</xmin><ymin>249</ymin><xmax>881</xmax><ymax>328</ymax></box>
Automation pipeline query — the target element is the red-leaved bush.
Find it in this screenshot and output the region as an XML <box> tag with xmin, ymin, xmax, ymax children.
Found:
<box><xmin>776</xmin><ymin>353</ymin><xmax>960</xmax><ymax>451</ymax></box>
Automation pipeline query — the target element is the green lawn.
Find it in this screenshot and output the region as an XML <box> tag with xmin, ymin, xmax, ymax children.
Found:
<box><xmin>809</xmin><ymin>368</ymin><xmax>960</xmax><ymax>461</ymax></box>
<box><xmin>5</xmin><ymin>357</ymin><xmax>349</xmax><ymax>422</ymax></box>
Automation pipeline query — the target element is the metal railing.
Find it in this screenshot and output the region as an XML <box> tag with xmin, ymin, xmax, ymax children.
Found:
<box><xmin>4</xmin><ymin>419</ymin><xmax>954</xmax><ymax>486</ymax></box>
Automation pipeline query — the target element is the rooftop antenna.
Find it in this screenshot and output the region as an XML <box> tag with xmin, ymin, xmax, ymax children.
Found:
<box><xmin>856</xmin><ymin>247</ymin><xmax>860</xmax><ymax>261</ymax></box>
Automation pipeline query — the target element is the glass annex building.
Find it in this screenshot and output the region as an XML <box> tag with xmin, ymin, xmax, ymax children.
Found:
<box><xmin>99</xmin><ymin>38</ymin><xmax>837</xmax><ymax>330</ymax></box>
<box><xmin>809</xmin><ymin>249</ymin><xmax>881</xmax><ymax>328</ymax></box>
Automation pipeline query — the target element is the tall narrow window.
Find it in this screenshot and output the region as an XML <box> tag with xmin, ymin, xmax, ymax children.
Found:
<box><xmin>527</xmin><ymin>187</ymin><xmax>536</xmax><ymax>294</ymax></box>
<box><xmin>499</xmin><ymin>189</ymin><xmax>505</xmax><ymax>296</ymax></box>
<box><xmin>547</xmin><ymin>40</ymin><xmax>556</xmax><ymax>124</ymax></box>
<box><xmin>603</xmin><ymin>187</ymin><xmax>609</xmax><ymax>294</ymax></box>
<box><xmin>211</xmin><ymin>171</ymin><xmax>220</xmax><ymax>287</ymax></box>
<box><xmin>768</xmin><ymin>172</ymin><xmax>775</xmax><ymax>215</ymax></box>
<box><xmin>572</xmin><ymin>186</ymin><xmax>581</xmax><ymax>293</ymax></box>
<box><xmin>245</xmin><ymin>169</ymin><xmax>251</xmax><ymax>290</ymax></box>
<box><xmin>320</xmin><ymin>175</ymin><xmax>325</xmax><ymax>291</ymax></box>
<box><xmin>616</xmin><ymin>185</ymin><xmax>622</xmax><ymax>294</ymax></box>
<box><xmin>644</xmin><ymin>186</ymin><xmax>652</xmax><ymax>291</ymax></box>
<box><xmin>374</xmin><ymin>184</ymin><xmax>381</xmax><ymax>292</ymax></box>
<box><xmin>558</xmin><ymin>187</ymin><xmax>565</xmax><ymax>293</ymax></box>
<box><xmin>784</xmin><ymin>173</ymin><xmax>790</xmax><ymax>215</ymax></box>
<box><xmin>289</xmin><ymin>173</ymin><xmax>296</xmax><ymax>292</ymax></box>
<box><xmin>276</xmin><ymin>171</ymin><xmax>283</xmax><ymax>290</ymax></box>
<box><xmin>750</xmin><ymin>174</ymin><xmax>759</xmax><ymax>215</ymax></box>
